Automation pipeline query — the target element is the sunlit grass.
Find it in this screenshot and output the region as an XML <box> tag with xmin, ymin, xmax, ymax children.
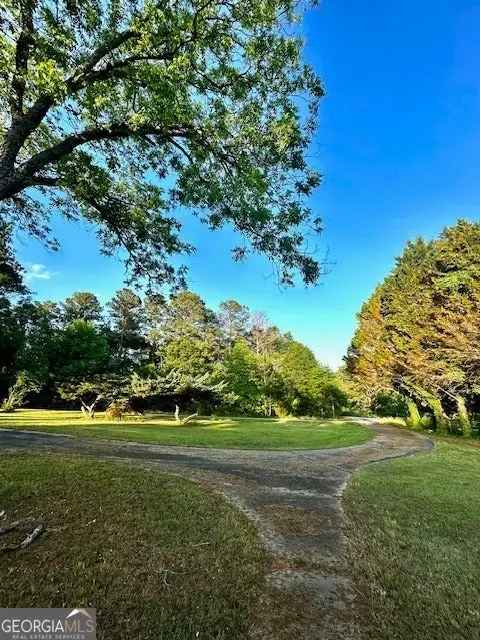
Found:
<box><xmin>344</xmin><ymin>442</ymin><xmax>480</xmax><ymax>639</ymax></box>
<box><xmin>0</xmin><ymin>409</ymin><xmax>373</xmax><ymax>449</ymax></box>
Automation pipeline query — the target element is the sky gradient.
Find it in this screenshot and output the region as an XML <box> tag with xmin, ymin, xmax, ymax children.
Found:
<box><xmin>16</xmin><ymin>1</ymin><xmax>480</xmax><ymax>368</ymax></box>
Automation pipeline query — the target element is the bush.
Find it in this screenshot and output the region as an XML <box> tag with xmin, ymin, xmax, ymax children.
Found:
<box><xmin>419</xmin><ymin>414</ymin><xmax>434</xmax><ymax>430</ymax></box>
<box><xmin>273</xmin><ymin>403</ymin><xmax>291</xmax><ymax>418</ymax></box>
<box><xmin>0</xmin><ymin>372</ymin><xmax>42</xmax><ymax>412</ymax></box>
<box><xmin>372</xmin><ymin>391</ymin><xmax>408</xmax><ymax>418</ymax></box>
<box><xmin>105</xmin><ymin>401</ymin><xmax>126</xmax><ymax>421</ymax></box>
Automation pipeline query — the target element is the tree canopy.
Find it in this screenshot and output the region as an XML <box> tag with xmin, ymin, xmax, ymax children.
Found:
<box><xmin>0</xmin><ymin>222</ymin><xmax>28</xmax><ymax>296</ymax></box>
<box><xmin>62</xmin><ymin>291</ymin><xmax>102</xmax><ymax>324</ymax></box>
<box><xmin>0</xmin><ymin>0</ymin><xmax>324</xmax><ymax>288</ymax></box>
<box><xmin>346</xmin><ymin>219</ymin><xmax>480</xmax><ymax>435</ymax></box>
<box><xmin>0</xmin><ymin>276</ymin><xmax>347</xmax><ymax>417</ymax></box>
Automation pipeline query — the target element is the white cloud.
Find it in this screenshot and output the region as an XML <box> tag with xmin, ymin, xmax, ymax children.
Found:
<box><xmin>25</xmin><ymin>263</ymin><xmax>57</xmax><ymax>281</ymax></box>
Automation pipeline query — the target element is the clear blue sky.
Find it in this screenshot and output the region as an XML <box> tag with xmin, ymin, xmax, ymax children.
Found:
<box><xmin>16</xmin><ymin>1</ymin><xmax>480</xmax><ymax>369</ymax></box>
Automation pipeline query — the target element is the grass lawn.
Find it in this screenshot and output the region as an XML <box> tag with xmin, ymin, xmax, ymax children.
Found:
<box><xmin>0</xmin><ymin>409</ymin><xmax>373</xmax><ymax>449</ymax></box>
<box><xmin>0</xmin><ymin>454</ymin><xmax>266</xmax><ymax>639</ymax></box>
<box><xmin>344</xmin><ymin>441</ymin><xmax>480</xmax><ymax>640</ymax></box>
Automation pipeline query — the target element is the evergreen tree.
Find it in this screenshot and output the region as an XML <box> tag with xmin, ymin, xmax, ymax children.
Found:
<box><xmin>107</xmin><ymin>288</ymin><xmax>146</xmax><ymax>364</ymax></box>
<box><xmin>217</xmin><ymin>300</ymin><xmax>250</xmax><ymax>346</ymax></box>
<box><xmin>62</xmin><ymin>291</ymin><xmax>103</xmax><ymax>325</ymax></box>
<box><xmin>347</xmin><ymin>219</ymin><xmax>480</xmax><ymax>435</ymax></box>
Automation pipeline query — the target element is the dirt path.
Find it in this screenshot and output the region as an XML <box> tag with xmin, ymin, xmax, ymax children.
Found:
<box><xmin>0</xmin><ymin>420</ymin><xmax>432</xmax><ymax>639</ymax></box>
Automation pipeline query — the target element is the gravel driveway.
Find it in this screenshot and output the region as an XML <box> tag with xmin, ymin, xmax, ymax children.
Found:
<box><xmin>0</xmin><ymin>420</ymin><xmax>432</xmax><ymax>639</ymax></box>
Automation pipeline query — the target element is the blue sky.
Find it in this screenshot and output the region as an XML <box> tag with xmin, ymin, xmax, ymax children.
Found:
<box><xmin>16</xmin><ymin>1</ymin><xmax>480</xmax><ymax>368</ymax></box>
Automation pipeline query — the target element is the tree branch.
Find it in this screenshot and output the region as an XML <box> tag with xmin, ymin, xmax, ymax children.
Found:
<box><xmin>67</xmin><ymin>29</ymin><xmax>139</xmax><ymax>90</ymax></box>
<box><xmin>19</xmin><ymin>123</ymin><xmax>191</xmax><ymax>179</ymax></box>
<box><xmin>11</xmin><ymin>0</ymin><xmax>36</xmax><ymax>115</ymax></box>
<box><xmin>0</xmin><ymin>96</ymin><xmax>53</xmax><ymax>178</ymax></box>
<box><xmin>69</xmin><ymin>35</ymin><xmax>200</xmax><ymax>90</ymax></box>
<box><xmin>23</xmin><ymin>174</ymin><xmax>59</xmax><ymax>188</ymax></box>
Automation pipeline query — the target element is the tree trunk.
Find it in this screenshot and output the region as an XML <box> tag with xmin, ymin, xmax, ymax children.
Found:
<box><xmin>455</xmin><ymin>395</ymin><xmax>471</xmax><ymax>438</ymax></box>
<box><xmin>427</xmin><ymin>396</ymin><xmax>449</xmax><ymax>435</ymax></box>
<box><xmin>174</xmin><ymin>404</ymin><xmax>181</xmax><ymax>422</ymax></box>
<box><xmin>406</xmin><ymin>399</ymin><xmax>421</xmax><ymax>428</ymax></box>
<box><xmin>182</xmin><ymin>412</ymin><xmax>198</xmax><ymax>425</ymax></box>
<box><xmin>406</xmin><ymin>382</ymin><xmax>449</xmax><ymax>434</ymax></box>
<box><xmin>81</xmin><ymin>399</ymin><xmax>97</xmax><ymax>418</ymax></box>
<box><xmin>0</xmin><ymin>98</ymin><xmax>53</xmax><ymax>190</ymax></box>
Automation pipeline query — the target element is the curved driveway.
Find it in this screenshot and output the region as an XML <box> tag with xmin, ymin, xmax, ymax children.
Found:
<box><xmin>0</xmin><ymin>420</ymin><xmax>432</xmax><ymax>639</ymax></box>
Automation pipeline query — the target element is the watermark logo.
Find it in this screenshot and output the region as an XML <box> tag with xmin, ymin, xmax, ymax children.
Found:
<box><xmin>0</xmin><ymin>608</ymin><xmax>96</xmax><ymax>640</ymax></box>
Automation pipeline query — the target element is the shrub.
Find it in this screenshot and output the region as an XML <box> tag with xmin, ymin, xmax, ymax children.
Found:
<box><xmin>105</xmin><ymin>402</ymin><xmax>126</xmax><ymax>421</ymax></box>
<box><xmin>373</xmin><ymin>391</ymin><xmax>408</xmax><ymax>418</ymax></box>
<box><xmin>0</xmin><ymin>372</ymin><xmax>42</xmax><ymax>412</ymax></box>
<box><xmin>419</xmin><ymin>414</ymin><xmax>434</xmax><ymax>430</ymax></box>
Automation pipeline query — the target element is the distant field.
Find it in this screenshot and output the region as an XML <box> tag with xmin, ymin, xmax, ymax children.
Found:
<box><xmin>0</xmin><ymin>409</ymin><xmax>373</xmax><ymax>450</ymax></box>
<box><xmin>344</xmin><ymin>441</ymin><xmax>480</xmax><ymax>640</ymax></box>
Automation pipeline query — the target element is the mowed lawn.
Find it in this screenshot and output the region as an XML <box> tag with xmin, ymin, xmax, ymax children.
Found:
<box><xmin>0</xmin><ymin>409</ymin><xmax>373</xmax><ymax>449</ymax></box>
<box><xmin>344</xmin><ymin>441</ymin><xmax>480</xmax><ymax>640</ymax></box>
<box><xmin>0</xmin><ymin>454</ymin><xmax>266</xmax><ymax>639</ymax></box>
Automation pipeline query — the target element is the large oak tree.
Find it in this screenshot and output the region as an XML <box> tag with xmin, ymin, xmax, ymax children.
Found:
<box><xmin>0</xmin><ymin>0</ymin><xmax>324</xmax><ymax>287</ymax></box>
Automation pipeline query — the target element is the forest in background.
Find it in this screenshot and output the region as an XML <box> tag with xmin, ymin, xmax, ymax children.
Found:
<box><xmin>346</xmin><ymin>219</ymin><xmax>480</xmax><ymax>436</ymax></box>
<box><xmin>2</xmin><ymin>218</ymin><xmax>480</xmax><ymax>434</ymax></box>
<box><xmin>0</xmin><ymin>223</ymin><xmax>346</xmax><ymax>417</ymax></box>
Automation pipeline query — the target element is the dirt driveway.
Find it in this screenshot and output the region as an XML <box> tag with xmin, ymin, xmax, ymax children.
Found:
<box><xmin>0</xmin><ymin>420</ymin><xmax>432</xmax><ymax>639</ymax></box>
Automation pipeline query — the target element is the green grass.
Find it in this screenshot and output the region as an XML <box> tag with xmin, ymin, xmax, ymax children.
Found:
<box><xmin>0</xmin><ymin>409</ymin><xmax>373</xmax><ymax>449</ymax></box>
<box><xmin>344</xmin><ymin>441</ymin><xmax>480</xmax><ymax>640</ymax></box>
<box><xmin>0</xmin><ymin>454</ymin><xmax>266</xmax><ymax>639</ymax></box>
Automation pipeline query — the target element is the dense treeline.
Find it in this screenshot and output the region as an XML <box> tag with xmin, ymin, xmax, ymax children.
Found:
<box><xmin>346</xmin><ymin>219</ymin><xmax>480</xmax><ymax>436</ymax></box>
<box><xmin>0</xmin><ymin>225</ymin><xmax>345</xmax><ymax>418</ymax></box>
